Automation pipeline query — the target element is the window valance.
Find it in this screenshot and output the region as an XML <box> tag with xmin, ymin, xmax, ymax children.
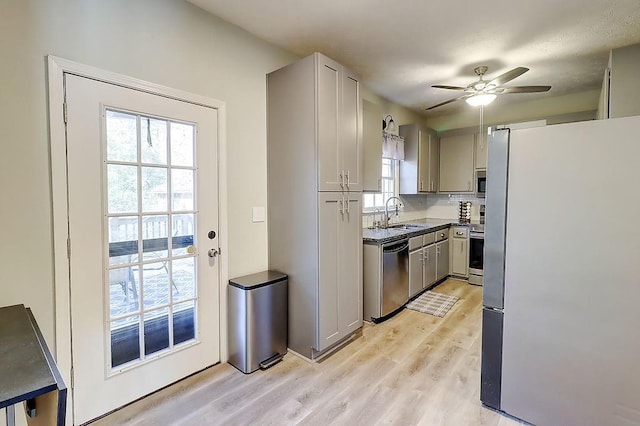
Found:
<box><xmin>382</xmin><ymin>131</ymin><xmax>405</xmax><ymax>160</ymax></box>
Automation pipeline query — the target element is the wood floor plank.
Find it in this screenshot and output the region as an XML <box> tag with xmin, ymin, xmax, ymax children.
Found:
<box><xmin>91</xmin><ymin>279</ymin><xmax>522</xmax><ymax>426</ymax></box>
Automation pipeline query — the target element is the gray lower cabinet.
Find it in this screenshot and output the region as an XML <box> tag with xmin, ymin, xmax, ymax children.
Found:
<box><xmin>423</xmin><ymin>244</ymin><xmax>437</xmax><ymax>287</ymax></box>
<box><xmin>436</xmin><ymin>239</ymin><xmax>450</xmax><ymax>281</ymax></box>
<box><xmin>409</xmin><ymin>233</ymin><xmax>439</xmax><ymax>298</ymax></box>
<box><xmin>451</xmin><ymin>227</ymin><xmax>469</xmax><ymax>277</ymax></box>
<box><xmin>318</xmin><ymin>193</ymin><xmax>363</xmax><ymax>352</ymax></box>
<box><xmin>409</xmin><ymin>248</ymin><xmax>423</xmax><ymax>298</ymax></box>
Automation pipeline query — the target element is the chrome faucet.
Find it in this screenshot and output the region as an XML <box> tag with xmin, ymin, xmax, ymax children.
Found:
<box><xmin>384</xmin><ymin>196</ymin><xmax>403</xmax><ymax>228</ymax></box>
<box><xmin>373</xmin><ymin>208</ymin><xmax>382</xmax><ymax>228</ymax></box>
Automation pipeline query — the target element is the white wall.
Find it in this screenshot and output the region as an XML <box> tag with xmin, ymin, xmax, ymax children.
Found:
<box><xmin>0</xmin><ymin>0</ymin><xmax>297</xmax><ymax>350</ymax></box>
<box><xmin>362</xmin><ymin>86</ymin><xmax>427</xmax><ymax>129</ymax></box>
<box><xmin>427</xmin><ymin>89</ymin><xmax>600</xmax><ymax>131</ymax></box>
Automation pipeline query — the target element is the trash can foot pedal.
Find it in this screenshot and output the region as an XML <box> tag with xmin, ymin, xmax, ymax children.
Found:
<box><xmin>260</xmin><ymin>353</ymin><xmax>285</xmax><ymax>370</ymax></box>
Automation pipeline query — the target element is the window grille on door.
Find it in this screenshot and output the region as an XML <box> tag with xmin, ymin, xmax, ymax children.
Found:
<box><xmin>104</xmin><ymin>109</ymin><xmax>199</xmax><ymax>371</ymax></box>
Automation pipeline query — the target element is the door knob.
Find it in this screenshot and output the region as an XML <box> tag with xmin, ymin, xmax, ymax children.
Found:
<box><xmin>208</xmin><ymin>248</ymin><xmax>219</xmax><ymax>258</ymax></box>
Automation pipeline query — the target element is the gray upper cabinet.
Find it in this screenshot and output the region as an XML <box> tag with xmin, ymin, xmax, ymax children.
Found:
<box><xmin>399</xmin><ymin>124</ymin><xmax>439</xmax><ymax>194</ymax></box>
<box><xmin>439</xmin><ymin>133</ymin><xmax>475</xmax><ymax>193</ymax></box>
<box><xmin>606</xmin><ymin>43</ymin><xmax>640</xmax><ymax>119</ymax></box>
<box><xmin>362</xmin><ymin>100</ymin><xmax>383</xmax><ymax>192</ymax></box>
<box><xmin>317</xmin><ymin>55</ymin><xmax>362</xmax><ymax>192</ymax></box>
<box><xmin>475</xmin><ymin>131</ymin><xmax>488</xmax><ymax>170</ymax></box>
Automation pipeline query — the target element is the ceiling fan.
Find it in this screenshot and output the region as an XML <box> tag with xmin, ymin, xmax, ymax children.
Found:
<box><xmin>426</xmin><ymin>66</ymin><xmax>551</xmax><ymax>110</ymax></box>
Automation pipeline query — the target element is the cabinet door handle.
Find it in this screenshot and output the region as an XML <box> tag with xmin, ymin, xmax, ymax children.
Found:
<box><xmin>340</xmin><ymin>170</ymin><xmax>344</xmax><ymax>188</ymax></box>
<box><xmin>420</xmin><ymin>181</ymin><xmax>423</xmax><ymax>191</ymax></box>
<box><xmin>378</xmin><ymin>178</ymin><xmax>382</xmax><ymax>191</ymax></box>
<box><xmin>339</xmin><ymin>198</ymin><xmax>344</xmax><ymax>214</ymax></box>
<box><xmin>346</xmin><ymin>198</ymin><xmax>350</xmax><ymax>214</ymax></box>
<box><xmin>346</xmin><ymin>170</ymin><xmax>350</xmax><ymax>189</ymax></box>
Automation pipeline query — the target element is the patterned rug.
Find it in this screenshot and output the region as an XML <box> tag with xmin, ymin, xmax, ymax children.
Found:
<box><xmin>406</xmin><ymin>291</ymin><xmax>459</xmax><ymax>318</ymax></box>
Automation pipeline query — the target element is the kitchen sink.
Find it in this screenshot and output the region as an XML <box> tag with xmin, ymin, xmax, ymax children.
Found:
<box><xmin>385</xmin><ymin>223</ymin><xmax>427</xmax><ymax>230</ymax></box>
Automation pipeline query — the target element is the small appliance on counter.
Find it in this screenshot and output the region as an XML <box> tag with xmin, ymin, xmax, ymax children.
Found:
<box><xmin>459</xmin><ymin>201</ymin><xmax>472</xmax><ymax>223</ymax></box>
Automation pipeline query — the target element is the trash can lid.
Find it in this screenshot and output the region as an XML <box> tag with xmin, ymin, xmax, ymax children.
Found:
<box><xmin>229</xmin><ymin>270</ymin><xmax>287</xmax><ymax>290</ymax></box>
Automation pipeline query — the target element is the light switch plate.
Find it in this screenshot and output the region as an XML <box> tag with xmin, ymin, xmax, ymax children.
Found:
<box><xmin>252</xmin><ymin>207</ymin><xmax>265</xmax><ymax>223</ymax></box>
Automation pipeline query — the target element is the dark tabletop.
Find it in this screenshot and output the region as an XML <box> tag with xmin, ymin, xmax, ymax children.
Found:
<box><xmin>0</xmin><ymin>305</ymin><xmax>58</xmax><ymax>408</ymax></box>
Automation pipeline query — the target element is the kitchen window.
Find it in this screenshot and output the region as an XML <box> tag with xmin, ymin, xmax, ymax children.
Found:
<box><xmin>363</xmin><ymin>158</ymin><xmax>398</xmax><ymax>211</ymax></box>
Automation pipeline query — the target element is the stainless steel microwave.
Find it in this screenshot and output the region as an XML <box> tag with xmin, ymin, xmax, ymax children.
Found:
<box><xmin>476</xmin><ymin>170</ymin><xmax>486</xmax><ymax>198</ymax></box>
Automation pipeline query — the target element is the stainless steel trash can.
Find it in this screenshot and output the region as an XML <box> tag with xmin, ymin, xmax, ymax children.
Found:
<box><xmin>227</xmin><ymin>271</ymin><xmax>288</xmax><ymax>374</ymax></box>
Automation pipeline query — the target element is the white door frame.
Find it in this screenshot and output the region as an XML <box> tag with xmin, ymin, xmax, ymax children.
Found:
<box><xmin>47</xmin><ymin>55</ymin><xmax>229</xmax><ymax>424</ymax></box>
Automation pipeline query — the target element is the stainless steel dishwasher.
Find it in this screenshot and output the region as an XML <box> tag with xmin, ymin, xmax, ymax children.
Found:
<box><xmin>381</xmin><ymin>238</ymin><xmax>409</xmax><ymax>317</ymax></box>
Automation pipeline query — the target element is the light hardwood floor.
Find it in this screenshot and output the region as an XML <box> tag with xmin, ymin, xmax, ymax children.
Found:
<box><xmin>93</xmin><ymin>279</ymin><xmax>521</xmax><ymax>426</ymax></box>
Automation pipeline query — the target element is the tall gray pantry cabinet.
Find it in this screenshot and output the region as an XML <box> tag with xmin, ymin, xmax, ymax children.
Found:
<box><xmin>267</xmin><ymin>53</ymin><xmax>363</xmax><ymax>360</ymax></box>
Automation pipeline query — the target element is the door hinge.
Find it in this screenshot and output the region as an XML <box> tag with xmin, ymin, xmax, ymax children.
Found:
<box><xmin>67</xmin><ymin>237</ymin><xmax>71</xmax><ymax>259</ymax></box>
<box><xmin>63</xmin><ymin>101</ymin><xmax>68</xmax><ymax>124</ymax></box>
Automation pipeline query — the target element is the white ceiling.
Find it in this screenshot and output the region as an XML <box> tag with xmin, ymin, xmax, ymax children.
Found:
<box><xmin>187</xmin><ymin>0</ymin><xmax>640</xmax><ymax>117</ymax></box>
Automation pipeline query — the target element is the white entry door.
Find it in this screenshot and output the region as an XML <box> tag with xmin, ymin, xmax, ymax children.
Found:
<box><xmin>64</xmin><ymin>74</ymin><xmax>220</xmax><ymax>424</ymax></box>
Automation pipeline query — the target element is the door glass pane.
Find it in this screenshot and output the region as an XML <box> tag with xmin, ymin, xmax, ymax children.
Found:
<box><xmin>109</xmin><ymin>267</ymin><xmax>139</xmax><ymax>317</ymax></box>
<box><xmin>173</xmin><ymin>257</ymin><xmax>195</xmax><ymax>302</ymax></box>
<box><xmin>172</xmin><ymin>214</ymin><xmax>194</xmax><ymax>256</ymax></box>
<box><xmin>173</xmin><ymin>301</ymin><xmax>195</xmax><ymax>345</ymax></box>
<box><xmin>111</xmin><ymin>315</ymin><xmax>140</xmax><ymax>368</ymax></box>
<box><xmin>141</xmin><ymin>263</ymin><xmax>170</xmax><ymax>309</ymax></box>
<box><xmin>105</xmin><ymin>109</ymin><xmax>199</xmax><ymax>371</ymax></box>
<box><xmin>108</xmin><ymin>164</ymin><xmax>138</xmax><ymax>214</ymax></box>
<box><xmin>142</xmin><ymin>167</ymin><xmax>168</xmax><ymax>213</ymax></box>
<box><xmin>106</xmin><ymin>110</ymin><xmax>137</xmax><ymax>163</ymax></box>
<box><xmin>108</xmin><ymin>216</ymin><xmax>138</xmax><ymax>266</ymax></box>
<box><xmin>170</xmin><ymin>122</ymin><xmax>194</xmax><ymax>167</ymax></box>
<box><xmin>142</xmin><ymin>215</ymin><xmax>169</xmax><ymax>261</ymax></box>
<box><xmin>144</xmin><ymin>308</ymin><xmax>170</xmax><ymax>356</ymax></box>
<box><xmin>141</xmin><ymin>117</ymin><xmax>168</xmax><ymax>165</ymax></box>
<box><xmin>171</xmin><ymin>169</ymin><xmax>194</xmax><ymax>211</ymax></box>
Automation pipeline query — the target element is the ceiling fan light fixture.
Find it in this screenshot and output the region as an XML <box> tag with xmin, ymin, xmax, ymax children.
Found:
<box><xmin>466</xmin><ymin>93</ymin><xmax>497</xmax><ymax>107</ymax></box>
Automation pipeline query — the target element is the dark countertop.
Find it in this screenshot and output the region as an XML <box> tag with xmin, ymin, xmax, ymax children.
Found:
<box><xmin>362</xmin><ymin>218</ymin><xmax>475</xmax><ymax>245</ymax></box>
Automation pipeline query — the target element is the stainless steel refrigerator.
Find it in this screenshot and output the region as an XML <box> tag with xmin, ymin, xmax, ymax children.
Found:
<box><xmin>481</xmin><ymin>116</ymin><xmax>640</xmax><ymax>425</ymax></box>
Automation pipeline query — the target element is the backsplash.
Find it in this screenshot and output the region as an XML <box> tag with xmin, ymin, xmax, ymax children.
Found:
<box><xmin>362</xmin><ymin>193</ymin><xmax>485</xmax><ymax>228</ymax></box>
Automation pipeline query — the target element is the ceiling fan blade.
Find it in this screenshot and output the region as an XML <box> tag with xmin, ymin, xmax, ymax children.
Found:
<box><xmin>499</xmin><ymin>85</ymin><xmax>551</xmax><ymax>93</ymax></box>
<box><xmin>432</xmin><ymin>85</ymin><xmax>467</xmax><ymax>91</ymax></box>
<box><xmin>425</xmin><ymin>95</ymin><xmax>470</xmax><ymax>110</ymax></box>
<box><xmin>488</xmin><ymin>67</ymin><xmax>529</xmax><ymax>86</ymax></box>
